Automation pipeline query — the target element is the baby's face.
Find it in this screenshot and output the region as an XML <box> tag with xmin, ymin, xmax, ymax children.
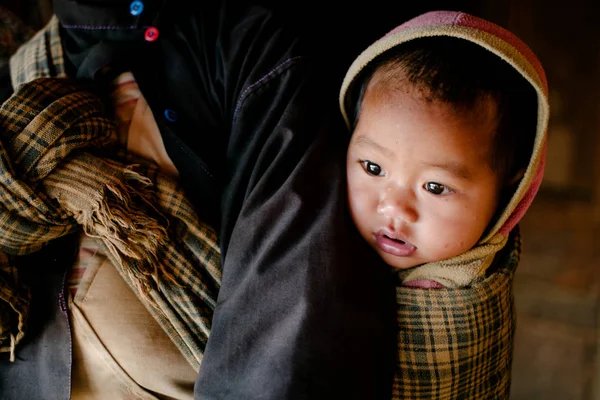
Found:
<box><xmin>346</xmin><ymin>87</ymin><xmax>501</xmax><ymax>269</ymax></box>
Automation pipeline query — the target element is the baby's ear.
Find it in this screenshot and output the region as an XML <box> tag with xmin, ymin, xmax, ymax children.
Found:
<box><xmin>506</xmin><ymin>168</ymin><xmax>526</xmax><ymax>187</ymax></box>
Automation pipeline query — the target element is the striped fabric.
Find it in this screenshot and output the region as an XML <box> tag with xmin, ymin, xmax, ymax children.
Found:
<box><xmin>110</xmin><ymin>72</ymin><xmax>141</xmax><ymax>146</ymax></box>
<box><xmin>0</xmin><ymin>78</ymin><xmax>221</xmax><ymax>369</ymax></box>
<box><xmin>67</xmin><ymin>234</ymin><xmax>102</xmax><ymax>297</ymax></box>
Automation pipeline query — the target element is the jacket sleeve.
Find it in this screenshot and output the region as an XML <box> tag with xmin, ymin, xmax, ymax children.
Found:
<box><xmin>190</xmin><ymin>4</ymin><xmax>397</xmax><ymax>398</ymax></box>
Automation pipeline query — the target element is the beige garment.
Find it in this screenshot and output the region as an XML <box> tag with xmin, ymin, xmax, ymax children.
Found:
<box><xmin>110</xmin><ymin>71</ymin><xmax>178</xmax><ymax>177</ymax></box>
<box><xmin>70</xmin><ymin>73</ymin><xmax>193</xmax><ymax>399</ymax></box>
<box><xmin>70</xmin><ymin>238</ymin><xmax>196</xmax><ymax>400</ymax></box>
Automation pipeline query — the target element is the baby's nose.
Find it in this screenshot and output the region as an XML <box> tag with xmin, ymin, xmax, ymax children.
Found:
<box><xmin>377</xmin><ymin>185</ymin><xmax>418</xmax><ymax>224</ymax></box>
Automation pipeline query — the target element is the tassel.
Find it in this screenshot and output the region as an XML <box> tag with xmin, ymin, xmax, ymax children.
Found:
<box><xmin>79</xmin><ymin>167</ymin><xmax>179</xmax><ymax>297</ymax></box>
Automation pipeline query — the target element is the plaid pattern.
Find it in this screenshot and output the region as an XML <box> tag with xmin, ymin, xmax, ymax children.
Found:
<box><xmin>0</xmin><ymin>78</ymin><xmax>221</xmax><ymax>369</ymax></box>
<box><xmin>393</xmin><ymin>228</ymin><xmax>520</xmax><ymax>399</ymax></box>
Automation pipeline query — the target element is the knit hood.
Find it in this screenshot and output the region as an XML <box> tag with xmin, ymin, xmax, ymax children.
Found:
<box><xmin>339</xmin><ymin>11</ymin><xmax>549</xmax><ymax>287</ymax></box>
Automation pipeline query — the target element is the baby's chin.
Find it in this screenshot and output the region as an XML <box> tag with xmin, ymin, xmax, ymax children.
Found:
<box><xmin>375</xmin><ymin>249</ymin><xmax>424</xmax><ymax>270</ymax></box>
<box><xmin>374</xmin><ymin>246</ymin><xmax>461</xmax><ymax>270</ymax></box>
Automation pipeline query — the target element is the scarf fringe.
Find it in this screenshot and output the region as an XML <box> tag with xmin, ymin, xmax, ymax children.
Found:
<box><xmin>80</xmin><ymin>167</ymin><xmax>179</xmax><ymax>297</ymax></box>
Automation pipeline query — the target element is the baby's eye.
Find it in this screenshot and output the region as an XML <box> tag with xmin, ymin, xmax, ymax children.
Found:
<box><xmin>361</xmin><ymin>160</ymin><xmax>384</xmax><ymax>176</ymax></box>
<box><xmin>424</xmin><ymin>182</ymin><xmax>450</xmax><ymax>195</ymax></box>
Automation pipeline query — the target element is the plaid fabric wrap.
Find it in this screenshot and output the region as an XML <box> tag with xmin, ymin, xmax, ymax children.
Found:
<box><xmin>393</xmin><ymin>227</ymin><xmax>520</xmax><ymax>399</ymax></box>
<box><xmin>0</xmin><ymin>79</ymin><xmax>113</xmax><ymax>254</ymax></box>
<box><xmin>0</xmin><ymin>78</ymin><xmax>221</xmax><ymax>368</ymax></box>
<box><xmin>0</xmin><ymin>79</ymin><xmax>113</xmax><ymax>355</ymax></box>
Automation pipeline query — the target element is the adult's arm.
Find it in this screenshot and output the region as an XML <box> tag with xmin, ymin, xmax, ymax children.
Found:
<box><xmin>192</xmin><ymin>5</ymin><xmax>396</xmax><ymax>398</ymax></box>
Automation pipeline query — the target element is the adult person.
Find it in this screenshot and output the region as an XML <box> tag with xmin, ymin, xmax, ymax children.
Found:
<box><xmin>0</xmin><ymin>1</ymin><xmax>395</xmax><ymax>399</ymax></box>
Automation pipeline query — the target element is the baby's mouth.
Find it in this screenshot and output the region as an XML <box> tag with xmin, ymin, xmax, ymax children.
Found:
<box><xmin>374</xmin><ymin>233</ymin><xmax>416</xmax><ymax>257</ymax></box>
<box><xmin>387</xmin><ymin>235</ymin><xmax>405</xmax><ymax>244</ymax></box>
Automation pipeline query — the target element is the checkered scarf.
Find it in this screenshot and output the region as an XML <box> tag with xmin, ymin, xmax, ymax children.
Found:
<box><xmin>0</xmin><ymin>78</ymin><xmax>221</xmax><ymax>369</ymax></box>
<box><xmin>392</xmin><ymin>229</ymin><xmax>520</xmax><ymax>398</ymax></box>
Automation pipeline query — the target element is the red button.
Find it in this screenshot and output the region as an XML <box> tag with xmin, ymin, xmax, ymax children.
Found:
<box><xmin>144</xmin><ymin>27</ymin><xmax>159</xmax><ymax>42</ymax></box>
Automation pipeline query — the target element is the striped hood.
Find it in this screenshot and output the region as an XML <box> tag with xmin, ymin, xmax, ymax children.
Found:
<box><xmin>339</xmin><ymin>11</ymin><xmax>549</xmax><ymax>287</ymax></box>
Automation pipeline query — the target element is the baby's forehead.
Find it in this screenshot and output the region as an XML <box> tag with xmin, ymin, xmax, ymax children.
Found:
<box><xmin>357</xmin><ymin>85</ymin><xmax>499</xmax><ymax>164</ymax></box>
<box><xmin>365</xmin><ymin>79</ymin><xmax>499</xmax><ymax>129</ymax></box>
<box><xmin>366</xmin><ymin>54</ymin><xmax>502</xmax><ymax>112</ymax></box>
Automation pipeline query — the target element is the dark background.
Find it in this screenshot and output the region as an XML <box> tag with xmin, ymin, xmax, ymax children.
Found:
<box><xmin>259</xmin><ymin>1</ymin><xmax>509</xmax><ymax>84</ymax></box>
<box><xmin>0</xmin><ymin>0</ymin><xmax>506</xmax><ymax>84</ymax></box>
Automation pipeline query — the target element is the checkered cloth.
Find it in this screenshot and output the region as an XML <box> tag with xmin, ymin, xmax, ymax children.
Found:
<box><xmin>0</xmin><ymin>78</ymin><xmax>221</xmax><ymax>368</ymax></box>
<box><xmin>393</xmin><ymin>228</ymin><xmax>519</xmax><ymax>398</ymax></box>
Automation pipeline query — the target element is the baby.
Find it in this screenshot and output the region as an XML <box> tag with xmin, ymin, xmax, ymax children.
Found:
<box><xmin>338</xmin><ymin>11</ymin><xmax>549</xmax><ymax>398</ymax></box>
<box><xmin>340</xmin><ymin>11</ymin><xmax>548</xmax><ymax>289</ymax></box>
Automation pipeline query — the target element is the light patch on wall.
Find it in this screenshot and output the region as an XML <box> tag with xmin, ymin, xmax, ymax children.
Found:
<box><xmin>543</xmin><ymin>124</ymin><xmax>573</xmax><ymax>189</ymax></box>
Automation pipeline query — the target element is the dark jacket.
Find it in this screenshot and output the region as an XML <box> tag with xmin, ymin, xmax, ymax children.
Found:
<box><xmin>0</xmin><ymin>1</ymin><xmax>397</xmax><ymax>399</ymax></box>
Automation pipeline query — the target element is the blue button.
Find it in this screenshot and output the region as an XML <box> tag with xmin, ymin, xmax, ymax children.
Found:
<box><xmin>164</xmin><ymin>109</ymin><xmax>178</xmax><ymax>122</ymax></box>
<box><xmin>130</xmin><ymin>0</ymin><xmax>144</xmax><ymax>16</ymax></box>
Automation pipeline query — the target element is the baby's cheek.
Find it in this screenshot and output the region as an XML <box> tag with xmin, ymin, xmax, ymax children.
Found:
<box><xmin>434</xmin><ymin>217</ymin><xmax>477</xmax><ymax>255</ymax></box>
<box><xmin>350</xmin><ymin>191</ymin><xmax>373</xmax><ymax>222</ymax></box>
<box><xmin>439</xmin><ymin>237</ymin><xmax>465</xmax><ymax>253</ymax></box>
<box><xmin>348</xmin><ymin>176</ymin><xmax>374</xmax><ymax>205</ymax></box>
<box><xmin>347</xmin><ymin>185</ymin><xmax>368</xmax><ymax>220</ymax></box>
